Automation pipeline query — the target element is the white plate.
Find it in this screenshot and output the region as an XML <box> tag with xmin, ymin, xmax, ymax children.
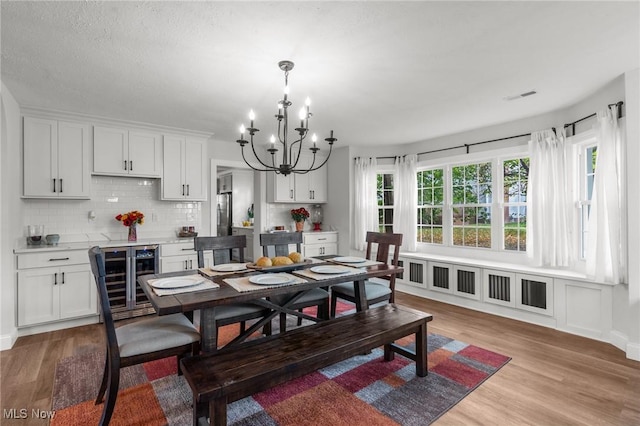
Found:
<box><xmin>310</xmin><ymin>265</ymin><xmax>353</xmax><ymax>274</ymax></box>
<box><xmin>249</xmin><ymin>274</ymin><xmax>293</xmax><ymax>285</ymax></box>
<box><xmin>149</xmin><ymin>275</ymin><xmax>205</xmax><ymax>289</ymax></box>
<box><xmin>333</xmin><ymin>256</ymin><xmax>367</xmax><ymax>263</ymax></box>
<box><xmin>210</xmin><ymin>263</ymin><xmax>247</xmax><ymax>272</ymax></box>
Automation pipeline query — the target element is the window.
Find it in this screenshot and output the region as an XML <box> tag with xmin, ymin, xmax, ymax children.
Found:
<box><xmin>417</xmin><ymin>168</ymin><xmax>444</xmax><ymax>244</ymax></box>
<box><xmin>580</xmin><ymin>144</ymin><xmax>597</xmax><ymax>258</ymax></box>
<box><xmin>502</xmin><ymin>158</ymin><xmax>529</xmax><ymax>251</ymax></box>
<box><xmin>451</xmin><ymin>162</ymin><xmax>492</xmax><ymax>248</ymax></box>
<box><xmin>377</xmin><ymin>173</ymin><xmax>394</xmax><ymax>232</ymax></box>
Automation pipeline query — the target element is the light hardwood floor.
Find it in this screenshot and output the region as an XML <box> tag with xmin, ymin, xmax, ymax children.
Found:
<box><xmin>1</xmin><ymin>292</ymin><xmax>639</xmax><ymax>425</ymax></box>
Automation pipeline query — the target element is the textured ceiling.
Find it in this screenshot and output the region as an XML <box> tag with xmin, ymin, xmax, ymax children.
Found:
<box><xmin>1</xmin><ymin>1</ymin><xmax>639</xmax><ymax>147</ymax></box>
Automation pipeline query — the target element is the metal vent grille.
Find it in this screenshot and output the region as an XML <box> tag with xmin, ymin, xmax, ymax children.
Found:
<box><xmin>433</xmin><ymin>266</ymin><xmax>449</xmax><ymax>289</ymax></box>
<box><xmin>396</xmin><ymin>259</ymin><xmax>404</xmax><ymax>280</ymax></box>
<box><xmin>521</xmin><ymin>279</ymin><xmax>547</xmax><ymax>309</ymax></box>
<box><xmin>409</xmin><ymin>262</ymin><xmax>424</xmax><ymax>284</ymax></box>
<box><xmin>457</xmin><ymin>270</ymin><xmax>475</xmax><ymax>294</ymax></box>
<box><xmin>488</xmin><ymin>274</ymin><xmax>510</xmax><ymax>302</ymax></box>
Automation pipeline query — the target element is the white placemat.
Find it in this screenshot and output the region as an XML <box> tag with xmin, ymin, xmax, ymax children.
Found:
<box><xmin>224</xmin><ymin>273</ymin><xmax>307</xmax><ymax>293</ymax></box>
<box><xmin>293</xmin><ymin>267</ymin><xmax>365</xmax><ymax>281</ymax></box>
<box><xmin>148</xmin><ymin>276</ymin><xmax>219</xmax><ymax>296</ymax></box>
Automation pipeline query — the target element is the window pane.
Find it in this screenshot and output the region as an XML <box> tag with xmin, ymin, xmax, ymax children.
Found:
<box><xmin>433</xmin><ymin>208</ymin><xmax>443</xmax><ymax>225</ymax></box>
<box><xmin>434</xmin><ymin>187</ymin><xmax>444</xmax><ymax>204</ymax></box>
<box><xmin>452</xmin><ymin>186</ymin><xmax>464</xmax><ymax>204</ymax></box>
<box><xmin>383</xmin><ymin>174</ymin><xmax>393</xmax><ymax>190</ymax></box>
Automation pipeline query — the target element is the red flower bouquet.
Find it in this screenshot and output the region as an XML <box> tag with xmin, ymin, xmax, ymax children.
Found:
<box><xmin>290</xmin><ymin>207</ymin><xmax>310</xmax><ymax>222</ymax></box>
<box><xmin>115</xmin><ymin>210</ymin><xmax>145</xmax><ymax>227</ymax></box>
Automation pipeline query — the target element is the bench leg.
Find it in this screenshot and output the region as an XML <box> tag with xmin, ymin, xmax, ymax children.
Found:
<box><xmin>383</xmin><ymin>342</ymin><xmax>395</xmax><ymax>361</ymax></box>
<box><xmin>210</xmin><ymin>398</ymin><xmax>227</xmax><ymax>426</ymax></box>
<box><xmin>415</xmin><ymin>322</ymin><xmax>427</xmax><ymax>377</ymax></box>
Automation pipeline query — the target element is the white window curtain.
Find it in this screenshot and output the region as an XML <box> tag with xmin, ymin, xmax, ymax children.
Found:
<box><xmin>393</xmin><ymin>154</ymin><xmax>417</xmax><ymax>251</ymax></box>
<box><xmin>527</xmin><ymin>129</ymin><xmax>572</xmax><ymax>267</ymax></box>
<box><xmin>353</xmin><ymin>157</ymin><xmax>378</xmax><ymax>251</ymax></box>
<box><xmin>586</xmin><ymin>104</ymin><xmax>626</xmax><ymax>284</ymax></box>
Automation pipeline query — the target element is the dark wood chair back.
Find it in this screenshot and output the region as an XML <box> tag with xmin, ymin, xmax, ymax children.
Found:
<box><xmin>365</xmin><ymin>231</ymin><xmax>402</xmax><ymax>265</ymax></box>
<box><xmin>88</xmin><ymin>246</ymin><xmax>120</xmax><ymax>359</ymax></box>
<box><xmin>260</xmin><ymin>232</ymin><xmax>303</xmax><ymax>257</ymax></box>
<box><xmin>194</xmin><ymin>235</ymin><xmax>246</xmax><ymax>267</ymax></box>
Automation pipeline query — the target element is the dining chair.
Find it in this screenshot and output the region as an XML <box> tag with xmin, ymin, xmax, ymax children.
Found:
<box><xmin>88</xmin><ymin>246</ymin><xmax>200</xmax><ymax>426</ymax></box>
<box><xmin>194</xmin><ymin>235</ymin><xmax>271</xmax><ymax>345</ymax></box>
<box><xmin>259</xmin><ymin>232</ymin><xmax>330</xmax><ymax>332</ymax></box>
<box><xmin>330</xmin><ymin>231</ymin><xmax>403</xmax><ymax>317</ymax></box>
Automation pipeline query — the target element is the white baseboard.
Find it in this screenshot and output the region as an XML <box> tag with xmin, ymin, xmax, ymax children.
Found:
<box><xmin>626</xmin><ymin>341</ymin><xmax>640</xmax><ymax>361</ymax></box>
<box><xmin>0</xmin><ymin>329</ymin><xmax>18</xmax><ymax>351</ymax></box>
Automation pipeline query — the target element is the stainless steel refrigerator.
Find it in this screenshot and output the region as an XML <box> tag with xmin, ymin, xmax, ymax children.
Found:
<box><xmin>217</xmin><ymin>193</ymin><xmax>232</xmax><ymax>236</ymax></box>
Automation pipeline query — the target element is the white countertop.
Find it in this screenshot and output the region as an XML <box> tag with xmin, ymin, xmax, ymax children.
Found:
<box><xmin>14</xmin><ymin>234</ymin><xmax>196</xmax><ymax>254</ymax></box>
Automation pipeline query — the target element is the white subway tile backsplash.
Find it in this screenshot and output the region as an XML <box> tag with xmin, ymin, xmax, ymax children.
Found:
<box><xmin>21</xmin><ymin>176</ymin><xmax>202</xmax><ymax>237</ymax></box>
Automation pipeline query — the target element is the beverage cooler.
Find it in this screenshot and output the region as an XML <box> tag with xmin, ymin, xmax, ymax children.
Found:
<box><xmin>102</xmin><ymin>245</ymin><xmax>159</xmax><ymax>320</ymax></box>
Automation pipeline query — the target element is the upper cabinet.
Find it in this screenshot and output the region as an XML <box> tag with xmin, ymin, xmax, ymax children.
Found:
<box><xmin>266</xmin><ymin>152</ymin><xmax>328</xmax><ymax>203</ymax></box>
<box><xmin>161</xmin><ymin>135</ymin><xmax>207</xmax><ymax>201</ymax></box>
<box><xmin>23</xmin><ymin>116</ymin><xmax>91</xmax><ymax>199</ymax></box>
<box><xmin>93</xmin><ymin>126</ymin><xmax>162</xmax><ymax>177</ymax></box>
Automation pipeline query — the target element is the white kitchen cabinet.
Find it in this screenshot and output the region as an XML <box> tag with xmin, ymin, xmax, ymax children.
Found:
<box><xmin>302</xmin><ymin>231</ymin><xmax>338</xmax><ymax>257</ymax></box>
<box><xmin>93</xmin><ymin>126</ymin><xmax>162</xmax><ymax>177</ymax></box>
<box><xmin>162</xmin><ymin>135</ymin><xmax>207</xmax><ymax>200</ymax></box>
<box><xmin>266</xmin><ymin>153</ymin><xmax>328</xmax><ymax>203</ymax></box>
<box><xmin>23</xmin><ymin>116</ymin><xmax>91</xmax><ymax>199</ymax></box>
<box><xmin>161</xmin><ymin>241</ymin><xmax>212</xmax><ymax>272</ymax></box>
<box><xmin>232</xmin><ymin>227</ymin><xmax>254</xmax><ymax>261</ymax></box>
<box><xmin>16</xmin><ymin>251</ymin><xmax>97</xmax><ymax>327</ymax></box>
<box><xmin>295</xmin><ymin>153</ymin><xmax>328</xmax><ymax>203</ymax></box>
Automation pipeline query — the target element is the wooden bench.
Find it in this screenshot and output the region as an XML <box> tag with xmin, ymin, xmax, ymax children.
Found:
<box><xmin>180</xmin><ymin>303</ymin><xmax>433</xmax><ymax>426</ymax></box>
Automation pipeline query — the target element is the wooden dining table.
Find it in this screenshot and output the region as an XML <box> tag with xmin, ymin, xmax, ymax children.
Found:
<box><xmin>138</xmin><ymin>256</ymin><xmax>404</xmax><ymax>353</ymax></box>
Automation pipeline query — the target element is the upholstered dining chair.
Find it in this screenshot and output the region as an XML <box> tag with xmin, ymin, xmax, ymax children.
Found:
<box><xmin>330</xmin><ymin>231</ymin><xmax>403</xmax><ymax>317</ymax></box>
<box><xmin>194</xmin><ymin>235</ymin><xmax>271</xmax><ymax>345</ymax></box>
<box><xmin>88</xmin><ymin>246</ymin><xmax>200</xmax><ymax>426</ymax></box>
<box><xmin>259</xmin><ymin>232</ymin><xmax>330</xmax><ymax>332</ymax></box>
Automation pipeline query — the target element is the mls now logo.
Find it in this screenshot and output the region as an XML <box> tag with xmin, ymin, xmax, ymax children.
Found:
<box><xmin>3</xmin><ymin>408</ymin><xmax>55</xmax><ymax>419</ymax></box>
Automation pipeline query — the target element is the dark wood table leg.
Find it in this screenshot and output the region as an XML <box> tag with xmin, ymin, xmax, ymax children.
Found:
<box><xmin>353</xmin><ymin>279</ymin><xmax>369</xmax><ymax>312</ymax></box>
<box><xmin>211</xmin><ymin>397</ymin><xmax>227</xmax><ymax>426</ymax></box>
<box><xmin>415</xmin><ymin>322</ymin><xmax>427</xmax><ymax>377</ymax></box>
<box><xmin>199</xmin><ymin>307</ymin><xmax>218</xmax><ymax>353</ymax></box>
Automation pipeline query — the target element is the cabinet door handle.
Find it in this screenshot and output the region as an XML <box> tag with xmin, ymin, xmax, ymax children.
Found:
<box><xmin>52</xmin><ymin>178</ymin><xmax>56</xmax><ymax>193</ymax></box>
<box><xmin>49</xmin><ymin>257</ymin><xmax>70</xmax><ymax>261</ymax></box>
<box><xmin>182</xmin><ymin>184</ymin><xmax>185</xmax><ymax>196</ymax></box>
<box><xmin>129</xmin><ymin>161</ymin><xmax>133</xmax><ymax>171</ymax></box>
<box><xmin>54</xmin><ymin>272</ymin><xmax>58</xmax><ymax>285</ymax></box>
<box><xmin>62</xmin><ymin>272</ymin><xmax>65</xmax><ymax>284</ymax></box>
<box><xmin>59</xmin><ymin>178</ymin><xmax>63</xmax><ymax>193</ymax></box>
<box><xmin>189</xmin><ymin>259</ymin><xmax>193</xmax><ymax>269</ymax></box>
<box><xmin>187</xmin><ymin>184</ymin><xmax>190</xmax><ymax>196</ymax></box>
<box><xmin>290</xmin><ymin>189</ymin><xmax>293</xmax><ymax>199</ymax></box>
<box><xmin>184</xmin><ymin>260</ymin><xmax>188</xmax><ymax>270</ymax></box>
<box><xmin>318</xmin><ymin>238</ymin><xmax>327</xmax><ymax>241</ymax></box>
<box><xmin>124</xmin><ymin>160</ymin><xmax>128</xmax><ymax>171</ymax></box>
<box><xmin>181</xmin><ymin>248</ymin><xmax>192</xmax><ymax>251</ymax></box>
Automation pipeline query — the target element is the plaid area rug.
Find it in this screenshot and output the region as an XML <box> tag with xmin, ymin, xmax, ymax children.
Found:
<box><xmin>50</xmin><ymin>318</ymin><xmax>510</xmax><ymax>426</ymax></box>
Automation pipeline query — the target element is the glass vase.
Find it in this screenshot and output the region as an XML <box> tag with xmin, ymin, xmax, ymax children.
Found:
<box><xmin>295</xmin><ymin>221</ymin><xmax>304</xmax><ymax>232</ymax></box>
<box><xmin>128</xmin><ymin>224</ymin><xmax>137</xmax><ymax>242</ymax></box>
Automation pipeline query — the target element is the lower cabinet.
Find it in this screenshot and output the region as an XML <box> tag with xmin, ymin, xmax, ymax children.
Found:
<box><xmin>161</xmin><ymin>241</ymin><xmax>212</xmax><ymax>272</ymax></box>
<box><xmin>16</xmin><ymin>252</ymin><xmax>97</xmax><ymax>327</ymax></box>
<box><xmin>302</xmin><ymin>232</ymin><xmax>338</xmax><ymax>257</ymax></box>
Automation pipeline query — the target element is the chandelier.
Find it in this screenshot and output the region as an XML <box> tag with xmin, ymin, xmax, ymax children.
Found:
<box><xmin>236</xmin><ymin>60</ymin><xmax>336</xmax><ymax>176</ymax></box>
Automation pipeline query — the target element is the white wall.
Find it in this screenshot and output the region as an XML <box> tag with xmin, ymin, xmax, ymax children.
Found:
<box><xmin>1</xmin><ymin>83</ymin><xmax>22</xmax><ymax>349</ymax></box>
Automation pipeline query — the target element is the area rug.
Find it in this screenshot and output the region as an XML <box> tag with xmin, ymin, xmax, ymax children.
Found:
<box><xmin>50</xmin><ymin>313</ymin><xmax>510</xmax><ymax>426</ymax></box>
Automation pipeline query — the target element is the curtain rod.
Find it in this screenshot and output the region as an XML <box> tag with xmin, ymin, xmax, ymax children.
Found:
<box><xmin>358</xmin><ymin>101</ymin><xmax>624</xmax><ymax>161</ymax></box>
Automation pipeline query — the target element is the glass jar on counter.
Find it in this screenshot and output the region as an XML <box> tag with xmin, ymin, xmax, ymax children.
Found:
<box><xmin>311</xmin><ymin>205</ymin><xmax>323</xmax><ymax>231</ymax></box>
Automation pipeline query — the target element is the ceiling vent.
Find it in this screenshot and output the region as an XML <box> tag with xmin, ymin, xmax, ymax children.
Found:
<box><xmin>503</xmin><ymin>90</ymin><xmax>537</xmax><ymax>101</ymax></box>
